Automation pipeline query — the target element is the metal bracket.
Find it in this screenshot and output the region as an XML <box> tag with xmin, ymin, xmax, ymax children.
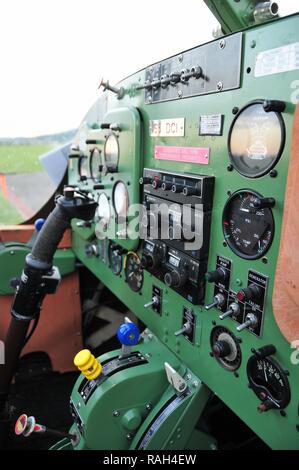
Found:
<box><xmin>164</xmin><ymin>362</ymin><xmax>187</xmax><ymax>394</ymax></box>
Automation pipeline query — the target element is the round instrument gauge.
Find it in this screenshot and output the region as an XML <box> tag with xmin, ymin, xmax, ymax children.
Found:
<box><xmin>247</xmin><ymin>354</ymin><xmax>291</xmax><ymax>411</ymax></box>
<box><xmin>222</xmin><ymin>190</ymin><xmax>274</xmax><ymax>260</ymax></box>
<box><xmin>113</xmin><ymin>181</ymin><xmax>129</xmax><ymax>220</ymax></box>
<box><xmin>228</xmin><ymin>101</ymin><xmax>285</xmax><ymax>178</ymax></box>
<box><xmin>96</xmin><ymin>193</ymin><xmax>111</xmax><ymax>226</ymax></box>
<box><xmin>109</xmin><ymin>243</ymin><xmax>123</xmax><ymax>276</ymax></box>
<box><xmin>210</xmin><ymin>327</ymin><xmax>242</xmax><ymax>372</ymax></box>
<box><xmin>125</xmin><ymin>252</ymin><xmax>144</xmax><ymax>292</ymax></box>
<box><xmin>78</xmin><ymin>156</ymin><xmax>89</xmax><ymax>180</ymax></box>
<box><xmin>90</xmin><ymin>148</ymin><xmax>102</xmax><ymax>181</ymax></box>
<box><xmin>104</xmin><ymin>133</ymin><xmax>119</xmax><ymax>169</ymax></box>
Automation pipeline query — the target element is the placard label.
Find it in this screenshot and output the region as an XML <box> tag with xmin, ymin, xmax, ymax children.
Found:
<box><xmin>150</xmin><ymin>118</ymin><xmax>185</xmax><ymax>137</ymax></box>
<box><xmin>255</xmin><ymin>42</ymin><xmax>299</xmax><ymax>78</ymax></box>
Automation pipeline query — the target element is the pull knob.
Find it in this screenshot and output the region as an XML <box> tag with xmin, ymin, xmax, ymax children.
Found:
<box><xmin>205</xmin><ymin>293</ymin><xmax>226</xmax><ymax>311</ymax></box>
<box><xmin>252</xmin><ymin>345</ymin><xmax>277</xmax><ymax>359</ymax></box>
<box><xmin>237</xmin><ymin>284</ymin><xmax>262</xmax><ymax>303</ymax></box>
<box><xmin>175</xmin><ymin>321</ymin><xmax>192</xmax><ymax>337</ymax></box>
<box><xmin>212</xmin><ymin>340</ymin><xmax>232</xmax><ymax>358</ymax></box>
<box><xmin>34</xmin><ymin>218</ymin><xmax>45</xmax><ymax>232</ymax></box>
<box><xmin>161</xmin><ymin>182</ymin><xmax>173</xmax><ymax>191</ymax></box>
<box><xmin>93</xmin><ymin>184</ymin><xmax>105</xmax><ymax>190</ymax></box>
<box><xmin>219</xmin><ymin>302</ymin><xmax>240</xmax><ymax>320</ymax></box>
<box><xmin>152</xmin><ymin>179</ymin><xmax>162</xmax><ymax>189</ymax></box>
<box><xmin>236</xmin><ymin>313</ymin><xmax>258</xmax><ymax>332</ymax></box>
<box><xmin>205</xmin><ymin>267</ymin><xmax>228</xmax><ymax>284</ymax></box>
<box><xmin>99</xmin><ymin>79</ymin><xmax>124</xmax><ymax>99</ymax></box>
<box><xmin>253</xmin><ymin>197</ymin><xmax>276</xmax><ymax>210</ymax></box>
<box><xmin>117</xmin><ymin>322</ymin><xmax>140</xmax><ymax>358</ymax></box>
<box><xmin>74</xmin><ymin>349</ymin><xmax>102</xmax><ymax>380</ymax></box>
<box><xmin>144</xmin><ymin>296</ymin><xmax>159</xmax><ymax>309</ymax></box>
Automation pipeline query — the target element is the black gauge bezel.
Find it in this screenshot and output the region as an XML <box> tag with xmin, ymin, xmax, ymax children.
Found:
<box><xmin>90</xmin><ymin>148</ymin><xmax>102</xmax><ymax>181</ymax></box>
<box><xmin>108</xmin><ymin>242</ymin><xmax>123</xmax><ymax>276</ymax></box>
<box><xmin>125</xmin><ymin>253</ymin><xmax>144</xmax><ymax>292</ymax></box>
<box><xmin>222</xmin><ymin>189</ymin><xmax>275</xmax><ymax>260</ymax></box>
<box><xmin>228</xmin><ymin>99</ymin><xmax>286</xmax><ymax>178</ymax></box>
<box><xmin>112</xmin><ymin>180</ymin><xmax>129</xmax><ymax>222</ymax></box>
<box><xmin>210</xmin><ymin>326</ymin><xmax>242</xmax><ymax>372</ymax></box>
<box><xmin>78</xmin><ymin>155</ymin><xmax>89</xmax><ymax>179</ymax></box>
<box><xmin>247</xmin><ymin>354</ymin><xmax>291</xmax><ymax>410</ymax></box>
<box><xmin>103</xmin><ymin>132</ymin><xmax>120</xmax><ymax>168</ymax></box>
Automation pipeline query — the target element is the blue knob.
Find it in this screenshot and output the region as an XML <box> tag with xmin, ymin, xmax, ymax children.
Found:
<box><xmin>117</xmin><ymin>323</ymin><xmax>140</xmax><ymax>346</ymax></box>
<box><xmin>35</xmin><ymin>218</ymin><xmax>45</xmax><ymax>232</ymax></box>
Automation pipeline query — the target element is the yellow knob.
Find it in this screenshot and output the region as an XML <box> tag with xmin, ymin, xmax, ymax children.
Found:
<box><xmin>74</xmin><ymin>349</ymin><xmax>102</xmax><ymax>380</ymax></box>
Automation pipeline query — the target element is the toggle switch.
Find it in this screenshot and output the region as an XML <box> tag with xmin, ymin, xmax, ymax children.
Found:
<box><xmin>205</xmin><ymin>293</ymin><xmax>226</xmax><ymax>311</ymax></box>
<box><xmin>236</xmin><ymin>313</ymin><xmax>258</xmax><ymax>332</ymax></box>
<box><xmin>219</xmin><ymin>302</ymin><xmax>240</xmax><ymax>320</ymax></box>
<box><xmin>144</xmin><ymin>296</ymin><xmax>159</xmax><ymax>309</ymax></box>
<box><xmin>174</xmin><ymin>321</ymin><xmax>192</xmax><ymax>337</ymax></box>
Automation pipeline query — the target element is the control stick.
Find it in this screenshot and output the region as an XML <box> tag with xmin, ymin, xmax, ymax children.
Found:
<box><xmin>0</xmin><ymin>187</ymin><xmax>97</xmax><ymax>438</ymax></box>
<box><xmin>15</xmin><ymin>414</ymin><xmax>78</xmax><ymax>444</ymax></box>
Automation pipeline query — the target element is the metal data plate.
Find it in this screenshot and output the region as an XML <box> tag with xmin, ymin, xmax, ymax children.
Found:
<box><xmin>145</xmin><ymin>33</ymin><xmax>243</xmax><ymax>104</ymax></box>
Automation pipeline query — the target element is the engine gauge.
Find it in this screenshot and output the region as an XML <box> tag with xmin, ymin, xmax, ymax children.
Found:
<box><xmin>96</xmin><ymin>193</ymin><xmax>111</xmax><ymax>226</ymax></box>
<box><xmin>78</xmin><ymin>156</ymin><xmax>89</xmax><ymax>180</ymax></box>
<box><xmin>247</xmin><ymin>352</ymin><xmax>291</xmax><ymax>412</ymax></box>
<box><xmin>104</xmin><ymin>133</ymin><xmax>119</xmax><ymax>171</ymax></box>
<box><xmin>125</xmin><ymin>252</ymin><xmax>144</xmax><ymax>292</ymax></box>
<box><xmin>222</xmin><ymin>190</ymin><xmax>274</xmax><ymax>260</ymax></box>
<box><xmin>228</xmin><ymin>101</ymin><xmax>285</xmax><ymax>178</ymax></box>
<box><xmin>113</xmin><ymin>181</ymin><xmax>129</xmax><ymax>221</ymax></box>
<box><xmin>109</xmin><ymin>243</ymin><xmax>123</xmax><ymax>276</ymax></box>
<box><xmin>90</xmin><ymin>148</ymin><xmax>102</xmax><ymax>181</ymax></box>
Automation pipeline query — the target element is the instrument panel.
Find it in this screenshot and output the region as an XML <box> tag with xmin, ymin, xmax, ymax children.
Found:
<box><xmin>69</xmin><ymin>13</ymin><xmax>299</xmax><ymax>450</ymax></box>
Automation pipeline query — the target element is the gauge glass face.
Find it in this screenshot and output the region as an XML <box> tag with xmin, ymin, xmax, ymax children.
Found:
<box><xmin>222</xmin><ymin>190</ymin><xmax>274</xmax><ymax>260</ymax></box>
<box><xmin>125</xmin><ymin>253</ymin><xmax>143</xmax><ymax>292</ymax></box>
<box><xmin>104</xmin><ymin>133</ymin><xmax>119</xmax><ymax>167</ymax></box>
<box><xmin>78</xmin><ymin>156</ymin><xmax>89</xmax><ymax>179</ymax></box>
<box><xmin>229</xmin><ymin>103</ymin><xmax>284</xmax><ymax>178</ymax></box>
<box><xmin>90</xmin><ymin>148</ymin><xmax>102</xmax><ymax>181</ymax></box>
<box><xmin>97</xmin><ymin>193</ymin><xmax>111</xmax><ymax>225</ymax></box>
<box><xmin>247</xmin><ymin>356</ymin><xmax>291</xmax><ymax>409</ymax></box>
<box><xmin>109</xmin><ymin>243</ymin><xmax>123</xmax><ymax>276</ymax></box>
<box><xmin>113</xmin><ymin>181</ymin><xmax>129</xmax><ymax>219</ymax></box>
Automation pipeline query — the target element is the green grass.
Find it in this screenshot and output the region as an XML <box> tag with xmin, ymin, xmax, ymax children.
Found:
<box><xmin>0</xmin><ymin>144</ymin><xmax>53</xmax><ymax>173</ymax></box>
<box><xmin>0</xmin><ymin>191</ymin><xmax>22</xmax><ymax>225</ymax></box>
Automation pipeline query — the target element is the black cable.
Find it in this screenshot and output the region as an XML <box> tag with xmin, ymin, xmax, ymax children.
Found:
<box><xmin>22</xmin><ymin>311</ymin><xmax>41</xmax><ymax>348</ymax></box>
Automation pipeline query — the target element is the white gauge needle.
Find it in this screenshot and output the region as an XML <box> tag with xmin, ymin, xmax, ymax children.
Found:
<box><xmin>264</xmin><ymin>363</ymin><xmax>268</xmax><ymax>382</ymax></box>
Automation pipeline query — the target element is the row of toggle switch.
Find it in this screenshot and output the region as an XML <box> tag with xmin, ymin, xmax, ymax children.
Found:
<box><xmin>138</xmin><ymin>66</ymin><xmax>203</xmax><ymax>91</ymax></box>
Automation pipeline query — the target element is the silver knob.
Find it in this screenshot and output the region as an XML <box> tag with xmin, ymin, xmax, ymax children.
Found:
<box><xmin>205</xmin><ymin>293</ymin><xmax>225</xmax><ymax>311</ymax></box>
<box><xmin>237</xmin><ymin>313</ymin><xmax>258</xmax><ymax>332</ymax></box>
<box><xmin>175</xmin><ymin>321</ymin><xmax>192</xmax><ymax>337</ymax></box>
<box><xmin>144</xmin><ymin>296</ymin><xmax>159</xmax><ymax>309</ymax></box>
<box><xmin>219</xmin><ymin>302</ymin><xmax>240</xmax><ymax>320</ymax></box>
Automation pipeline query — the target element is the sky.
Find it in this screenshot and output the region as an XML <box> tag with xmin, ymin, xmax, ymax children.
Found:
<box><xmin>0</xmin><ymin>0</ymin><xmax>297</xmax><ymax>138</ymax></box>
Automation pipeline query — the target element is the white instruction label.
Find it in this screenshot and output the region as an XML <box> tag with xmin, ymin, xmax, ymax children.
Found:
<box><xmin>199</xmin><ymin>114</ymin><xmax>223</xmax><ymax>136</ymax></box>
<box><xmin>255</xmin><ymin>42</ymin><xmax>299</xmax><ymax>78</ymax></box>
<box><xmin>150</xmin><ymin>118</ymin><xmax>185</xmax><ymax>137</ymax></box>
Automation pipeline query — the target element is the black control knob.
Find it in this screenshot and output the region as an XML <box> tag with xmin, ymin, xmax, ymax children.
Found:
<box><xmin>171</xmin><ymin>184</ymin><xmax>183</xmax><ymax>194</ymax></box>
<box><xmin>205</xmin><ymin>267</ymin><xmax>228</xmax><ymax>284</ymax></box>
<box><xmin>252</xmin><ymin>345</ymin><xmax>277</xmax><ymax>359</ymax></box>
<box><xmin>152</xmin><ymin>179</ymin><xmax>162</xmax><ymax>189</ymax></box>
<box><xmin>141</xmin><ymin>253</ymin><xmax>155</xmax><ymax>269</ymax></box>
<box><xmin>237</xmin><ymin>284</ymin><xmax>262</xmax><ymax>303</ymax></box>
<box><xmin>191</xmin><ymin>66</ymin><xmax>203</xmax><ymax>79</ymax></box>
<box><xmin>139</xmin><ymin>176</ymin><xmax>153</xmax><ymax>185</ymax></box>
<box><xmin>161</xmin><ymin>182</ymin><xmax>173</xmax><ymax>191</ymax></box>
<box><xmin>93</xmin><ymin>184</ymin><xmax>105</xmax><ymax>190</ymax></box>
<box><xmin>253</xmin><ymin>197</ymin><xmax>276</xmax><ymax>210</ymax></box>
<box><xmin>164</xmin><ymin>269</ymin><xmax>187</xmax><ymax>288</ymax></box>
<box><xmin>182</xmin><ymin>186</ymin><xmax>198</xmax><ymax>196</ymax></box>
<box><xmin>212</xmin><ymin>340</ymin><xmax>232</xmax><ymax>358</ymax></box>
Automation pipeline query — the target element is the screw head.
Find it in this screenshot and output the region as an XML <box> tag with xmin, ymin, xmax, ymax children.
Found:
<box><xmin>113</xmin><ymin>411</ymin><xmax>120</xmax><ymax>417</ymax></box>
<box><xmin>227</xmin><ymin>164</ymin><xmax>234</xmax><ymax>172</ymax></box>
<box><xmin>178</xmin><ymin>90</ymin><xmax>183</xmax><ymax>98</ymax></box>
<box><xmin>126</xmin><ymin>433</ymin><xmax>133</xmax><ymax>441</ymax></box>
<box><xmin>217</xmin><ymin>81</ymin><xmax>224</xmax><ymax>91</ymax></box>
<box><xmin>219</xmin><ymin>39</ymin><xmax>226</xmax><ymax>49</ymax></box>
<box><xmin>146</xmin><ymin>404</ymin><xmax>152</xmax><ymax>411</ymax></box>
<box><xmin>270</xmin><ymin>169</ymin><xmax>278</xmax><ymax>178</ymax></box>
<box><xmin>232</xmin><ymin>107</ymin><xmax>239</xmax><ymax>115</ymax></box>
